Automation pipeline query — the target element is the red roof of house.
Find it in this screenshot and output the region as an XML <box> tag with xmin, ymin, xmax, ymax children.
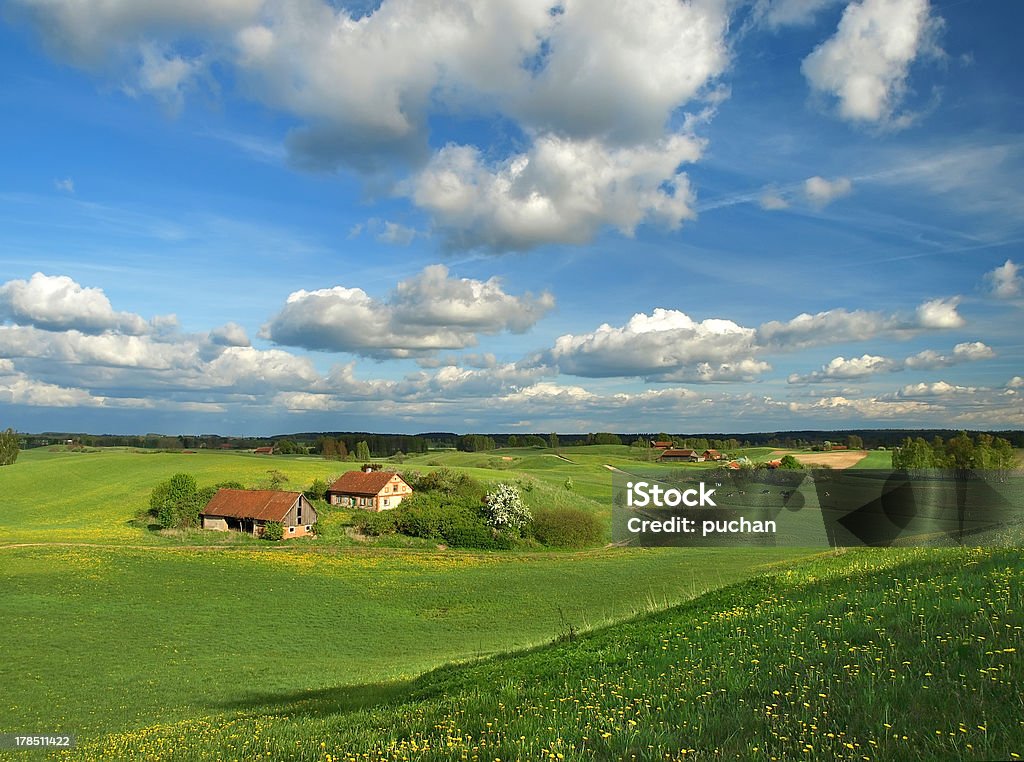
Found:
<box><xmin>328</xmin><ymin>470</ymin><xmax>406</xmax><ymax>496</ymax></box>
<box><xmin>253</xmin><ymin>446</ymin><xmax>274</xmax><ymax>454</ymax></box>
<box><xmin>202</xmin><ymin>489</ymin><xmax>300</xmax><ymax>521</ymax></box>
<box><xmin>661</xmin><ymin>449</ymin><xmax>698</xmax><ymax>457</ymax></box>
<box><xmin>652</xmin><ymin>441</ymin><xmax>674</xmax><ymax>448</ymax></box>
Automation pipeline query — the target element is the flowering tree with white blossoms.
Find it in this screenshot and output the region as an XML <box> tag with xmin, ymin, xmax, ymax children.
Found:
<box><xmin>484</xmin><ymin>483</ymin><xmax>531</xmax><ymax>533</ymax></box>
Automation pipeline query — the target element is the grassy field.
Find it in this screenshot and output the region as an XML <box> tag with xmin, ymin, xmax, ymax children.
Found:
<box><xmin>0</xmin><ymin>448</ymin><xmax>343</xmax><ymax>544</ymax></box>
<box><xmin>60</xmin><ymin>545</ymin><xmax>1024</xmax><ymax>761</ymax></box>
<box><xmin>0</xmin><ymin>445</ymin><xmax>892</xmax><ymax>545</ymax></box>
<box><xmin>0</xmin><ymin>544</ymin><xmax>809</xmax><ymax>743</ymax></box>
<box><xmin>3</xmin><ymin>443</ymin><xmax>1019</xmax><ymax>762</ymax></box>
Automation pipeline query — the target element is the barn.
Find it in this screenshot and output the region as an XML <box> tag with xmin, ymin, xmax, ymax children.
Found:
<box><xmin>201</xmin><ymin>489</ymin><xmax>316</xmax><ymax>538</ymax></box>
<box><xmin>660</xmin><ymin>449</ymin><xmax>703</xmax><ymax>462</ymax></box>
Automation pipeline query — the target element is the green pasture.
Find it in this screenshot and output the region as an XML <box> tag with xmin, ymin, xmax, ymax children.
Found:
<box><xmin>0</xmin><ymin>544</ymin><xmax>810</xmax><ymax>743</ymax></box>
<box><xmin>62</xmin><ymin>545</ymin><xmax>1024</xmax><ymax>761</ymax></box>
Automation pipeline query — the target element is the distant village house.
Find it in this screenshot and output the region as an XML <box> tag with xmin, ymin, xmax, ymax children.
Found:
<box><xmin>702</xmin><ymin>449</ymin><xmax>723</xmax><ymax>461</ymax></box>
<box><xmin>252</xmin><ymin>446</ymin><xmax>275</xmax><ymax>455</ymax></box>
<box><xmin>327</xmin><ymin>470</ymin><xmax>412</xmax><ymax>511</ymax></box>
<box><xmin>651</xmin><ymin>440</ymin><xmax>674</xmax><ymax>449</ymax></box>
<box><xmin>201</xmin><ymin>489</ymin><xmax>316</xmax><ymax>538</ymax></box>
<box><xmin>660</xmin><ymin>449</ymin><xmax>703</xmax><ymax>462</ymax></box>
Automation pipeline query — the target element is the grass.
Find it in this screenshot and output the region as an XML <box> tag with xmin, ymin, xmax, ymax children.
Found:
<box><xmin>2</xmin><ymin>443</ymin><xmax>1018</xmax><ymax>761</ymax></box>
<box><xmin>61</xmin><ymin>545</ymin><xmax>1024</xmax><ymax>761</ymax></box>
<box><xmin>850</xmin><ymin>449</ymin><xmax>895</xmax><ymax>469</ymax></box>
<box><xmin>0</xmin><ymin>449</ymin><xmax>345</xmax><ymax>544</ymax></box>
<box><xmin>0</xmin><ymin>544</ymin><xmax>810</xmax><ymax>742</ymax></box>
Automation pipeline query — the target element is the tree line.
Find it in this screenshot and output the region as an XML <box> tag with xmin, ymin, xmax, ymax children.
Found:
<box><xmin>892</xmin><ymin>432</ymin><xmax>1017</xmax><ymax>470</ymax></box>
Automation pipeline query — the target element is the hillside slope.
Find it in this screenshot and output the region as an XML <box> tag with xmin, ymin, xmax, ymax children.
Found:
<box><xmin>74</xmin><ymin>546</ymin><xmax>1023</xmax><ymax>761</ymax></box>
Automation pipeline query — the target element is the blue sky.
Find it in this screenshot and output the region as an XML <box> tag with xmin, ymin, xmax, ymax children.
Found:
<box><xmin>0</xmin><ymin>0</ymin><xmax>1021</xmax><ymax>436</ymax></box>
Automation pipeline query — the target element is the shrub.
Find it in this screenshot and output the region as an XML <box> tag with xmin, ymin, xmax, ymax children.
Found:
<box><xmin>0</xmin><ymin>428</ymin><xmax>19</xmax><ymax>466</ymax></box>
<box><xmin>394</xmin><ymin>494</ymin><xmax>446</xmax><ymax>538</ymax></box>
<box><xmin>354</xmin><ymin>511</ymin><xmax>398</xmax><ymax>536</ymax></box>
<box><xmin>563</xmin><ymin>477</ymin><xmax>574</xmax><ymax>491</ymax></box>
<box><xmin>411</xmin><ymin>467</ymin><xmax>484</xmax><ymax>500</ymax></box>
<box><xmin>483</xmin><ymin>483</ymin><xmax>531</xmax><ymax>533</ymax></box>
<box><xmin>530</xmin><ymin>507</ymin><xmax>605</xmax><ymax>548</ymax></box>
<box><xmin>150</xmin><ymin>473</ymin><xmax>201</xmax><ymax>530</ymax></box>
<box><xmin>262</xmin><ymin>521</ymin><xmax>284</xmax><ymax>541</ymax></box>
<box><xmin>305</xmin><ymin>478</ymin><xmax>328</xmax><ymax>501</ymax></box>
<box><xmin>440</xmin><ymin>510</ymin><xmax>512</xmax><ymax>550</ymax></box>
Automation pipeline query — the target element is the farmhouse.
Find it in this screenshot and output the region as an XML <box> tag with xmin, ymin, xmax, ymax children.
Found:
<box><xmin>651</xmin><ymin>440</ymin><xmax>674</xmax><ymax>449</ymax></box>
<box><xmin>702</xmin><ymin>449</ymin><xmax>724</xmax><ymax>461</ymax></box>
<box><xmin>660</xmin><ymin>449</ymin><xmax>703</xmax><ymax>462</ymax></box>
<box><xmin>201</xmin><ymin>489</ymin><xmax>316</xmax><ymax>538</ymax></box>
<box><xmin>327</xmin><ymin>470</ymin><xmax>412</xmax><ymax>511</ymax></box>
<box><xmin>252</xmin><ymin>446</ymin><xmax>274</xmax><ymax>455</ymax></box>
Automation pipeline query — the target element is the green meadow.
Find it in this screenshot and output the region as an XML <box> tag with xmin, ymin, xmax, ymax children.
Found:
<box><xmin>0</xmin><ymin>544</ymin><xmax>806</xmax><ymax>743</ymax></box>
<box><xmin>2</xmin><ymin>444</ymin><xmax>1021</xmax><ymax>761</ymax></box>
<box><xmin>67</xmin><ymin>546</ymin><xmax>1024</xmax><ymax>762</ymax></box>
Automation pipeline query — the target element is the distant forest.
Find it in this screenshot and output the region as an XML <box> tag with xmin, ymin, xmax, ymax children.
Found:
<box><xmin>16</xmin><ymin>428</ymin><xmax>1024</xmax><ymax>457</ymax></box>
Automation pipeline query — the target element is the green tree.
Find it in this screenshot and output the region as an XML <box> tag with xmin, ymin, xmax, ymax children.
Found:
<box><xmin>507</xmin><ymin>434</ymin><xmax>519</xmax><ymax>447</ymax></box>
<box><xmin>305</xmin><ymin>478</ymin><xmax>328</xmax><ymax>501</ymax></box>
<box><xmin>548</xmin><ymin>432</ymin><xmax>559</xmax><ymax>449</ymax></box>
<box><xmin>0</xmin><ymin>428</ymin><xmax>19</xmax><ymax>466</ymax></box>
<box><xmin>893</xmin><ymin>437</ymin><xmax>937</xmax><ymax>470</ymax></box>
<box><xmin>847</xmin><ymin>434</ymin><xmax>864</xmax><ymax>450</ymax></box>
<box><xmin>150</xmin><ymin>473</ymin><xmax>201</xmax><ymax>529</ymax></box>
<box><xmin>355</xmin><ymin>441</ymin><xmax>371</xmax><ymax>461</ymax></box>
<box><xmin>778</xmin><ymin>454</ymin><xmax>803</xmax><ymax>470</ymax></box>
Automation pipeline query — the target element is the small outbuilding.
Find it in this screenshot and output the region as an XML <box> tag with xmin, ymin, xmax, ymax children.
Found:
<box><xmin>201</xmin><ymin>489</ymin><xmax>316</xmax><ymax>538</ymax></box>
<box><xmin>326</xmin><ymin>470</ymin><xmax>412</xmax><ymax>511</ymax></box>
<box><xmin>702</xmin><ymin>449</ymin><xmax>723</xmax><ymax>461</ymax></box>
<box><xmin>660</xmin><ymin>449</ymin><xmax>703</xmax><ymax>462</ymax></box>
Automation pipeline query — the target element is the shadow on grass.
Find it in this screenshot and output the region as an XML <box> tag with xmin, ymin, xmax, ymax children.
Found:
<box><xmin>213</xmin><ymin>678</ymin><xmax>414</xmax><ymax>719</ymax></box>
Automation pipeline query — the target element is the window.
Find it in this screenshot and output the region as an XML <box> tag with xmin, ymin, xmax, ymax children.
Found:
<box><xmin>383</xmin><ymin>498</ymin><xmax>389</xmax><ymax>506</ymax></box>
<box><xmin>305</xmin><ymin>525</ymin><xmax>311</xmax><ymax>532</ymax></box>
<box><xmin>288</xmin><ymin>526</ymin><xmax>295</xmax><ymax>533</ymax></box>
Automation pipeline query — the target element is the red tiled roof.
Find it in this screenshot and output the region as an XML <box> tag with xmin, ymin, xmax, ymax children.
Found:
<box><xmin>652</xmin><ymin>441</ymin><xmax>673</xmax><ymax>448</ymax></box>
<box><xmin>328</xmin><ymin>470</ymin><xmax>406</xmax><ymax>497</ymax></box>
<box><xmin>202</xmin><ymin>489</ymin><xmax>300</xmax><ymax>521</ymax></box>
<box><xmin>662</xmin><ymin>449</ymin><xmax>698</xmax><ymax>457</ymax></box>
<box><xmin>253</xmin><ymin>446</ymin><xmax>274</xmax><ymax>454</ymax></box>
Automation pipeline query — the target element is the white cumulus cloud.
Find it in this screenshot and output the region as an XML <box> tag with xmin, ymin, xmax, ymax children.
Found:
<box><xmin>984</xmin><ymin>259</ymin><xmax>1022</xmax><ymax>299</ymax></box>
<box><xmin>804</xmin><ymin>175</ymin><xmax>852</xmax><ymax>207</ymax></box>
<box><xmin>263</xmin><ymin>264</ymin><xmax>555</xmax><ymax>357</ymax></box>
<box><xmin>0</xmin><ymin>273</ymin><xmax>149</xmax><ymax>334</ymax></box>
<box><xmin>788</xmin><ymin>354</ymin><xmax>897</xmax><ymax>384</ymax></box>
<box><xmin>801</xmin><ymin>0</ymin><xmax>943</xmax><ymax>127</ymax></box>
<box><xmin>411</xmin><ymin>132</ymin><xmax>702</xmax><ymax>252</ymax></box>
